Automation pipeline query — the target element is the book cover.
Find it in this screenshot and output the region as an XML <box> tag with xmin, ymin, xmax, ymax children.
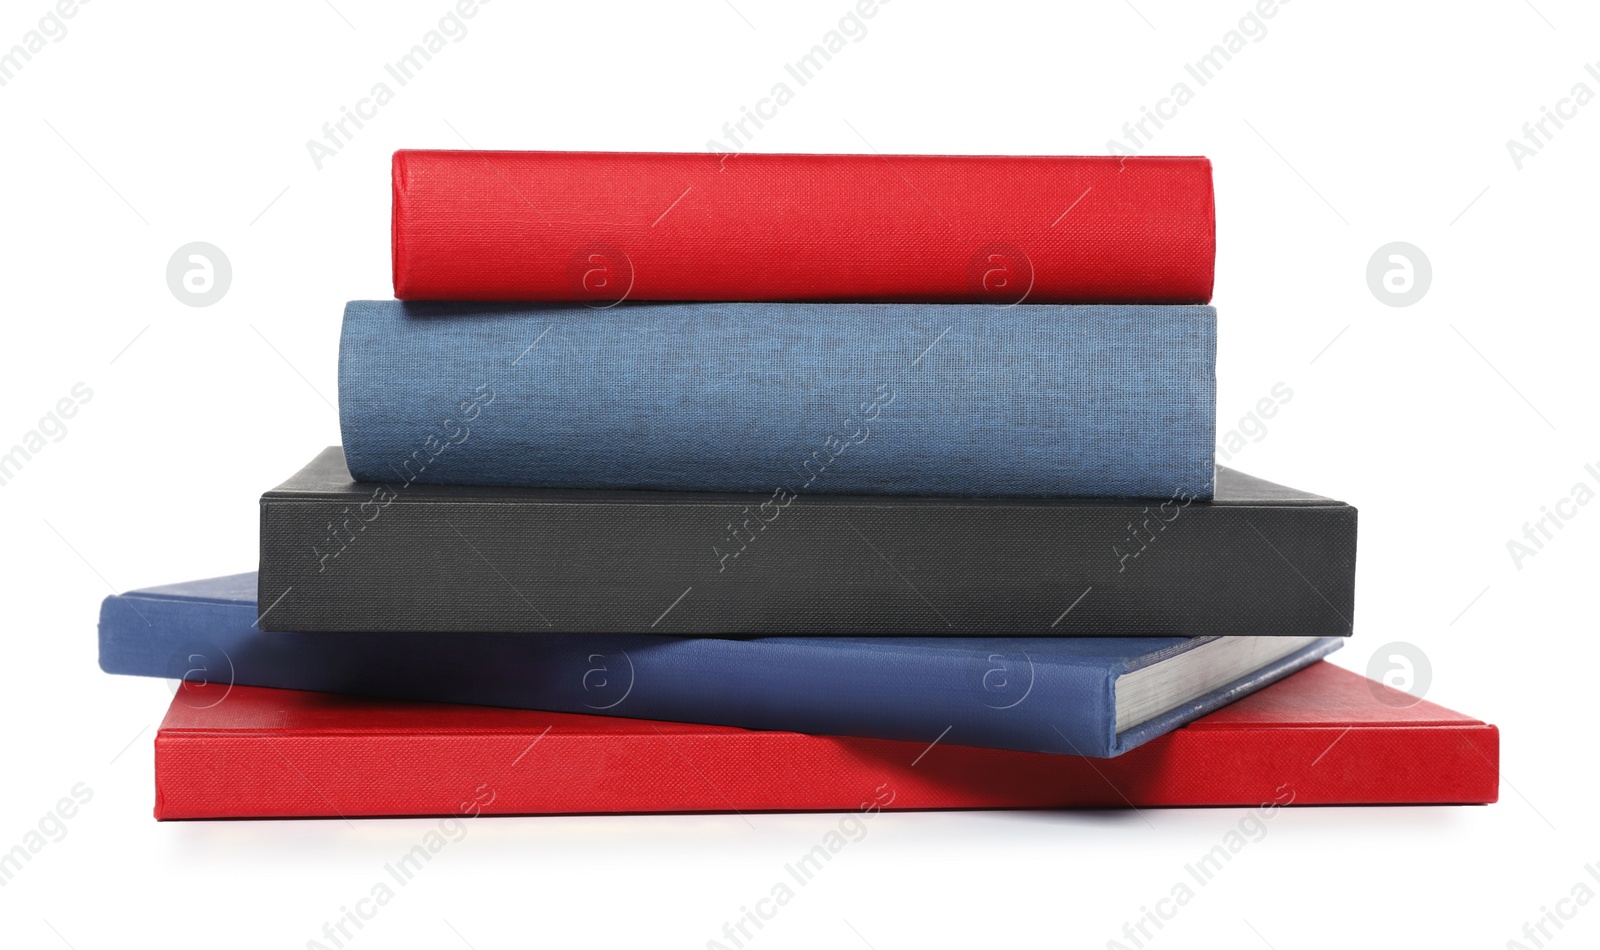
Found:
<box><xmin>339</xmin><ymin>300</ymin><xmax>1217</xmax><ymax>501</ymax></box>
<box><xmin>258</xmin><ymin>449</ymin><xmax>1356</xmax><ymax>636</ymax></box>
<box><xmin>390</xmin><ymin>150</ymin><xmax>1215</xmax><ymax>303</ymax></box>
<box><xmin>100</xmin><ymin>573</ymin><xmax>1344</xmax><ymax>757</ymax></box>
<box><xmin>151</xmin><ymin>663</ymin><xmax>1498</xmax><ymax>820</ymax></box>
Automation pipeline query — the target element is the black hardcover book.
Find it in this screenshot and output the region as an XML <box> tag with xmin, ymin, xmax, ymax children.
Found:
<box><xmin>258</xmin><ymin>448</ymin><xmax>1356</xmax><ymax>636</ymax></box>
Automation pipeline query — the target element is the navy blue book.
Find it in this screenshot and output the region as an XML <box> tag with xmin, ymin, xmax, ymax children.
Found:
<box><xmin>338</xmin><ymin>300</ymin><xmax>1217</xmax><ymax>500</ymax></box>
<box><xmin>100</xmin><ymin>574</ymin><xmax>1342</xmax><ymax>758</ymax></box>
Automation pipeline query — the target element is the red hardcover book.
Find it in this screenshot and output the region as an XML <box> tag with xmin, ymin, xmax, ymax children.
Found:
<box><xmin>390</xmin><ymin>150</ymin><xmax>1215</xmax><ymax>304</ymax></box>
<box><xmin>153</xmin><ymin>663</ymin><xmax>1496</xmax><ymax>819</ymax></box>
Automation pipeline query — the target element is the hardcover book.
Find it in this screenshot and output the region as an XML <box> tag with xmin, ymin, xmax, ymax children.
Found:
<box><xmin>390</xmin><ymin>150</ymin><xmax>1215</xmax><ymax>303</ymax></box>
<box><xmin>257</xmin><ymin>449</ymin><xmax>1357</xmax><ymax>636</ymax></box>
<box><xmin>338</xmin><ymin>300</ymin><xmax>1218</xmax><ymax>501</ymax></box>
<box><xmin>151</xmin><ymin>663</ymin><xmax>1498</xmax><ymax>820</ymax></box>
<box><xmin>100</xmin><ymin>573</ymin><xmax>1344</xmax><ymax>757</ymax></box>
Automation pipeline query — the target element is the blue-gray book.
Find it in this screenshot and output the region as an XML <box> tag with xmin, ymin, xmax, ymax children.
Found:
<box><xmin>338</xmin><ymin>301</ymin><xmax>1217</xmax><ymax>499</ymax></box>
<box><xmin>100</xmin><ymin>574</ymin><xmax>1341</xmax><ymax>757</ymax></box>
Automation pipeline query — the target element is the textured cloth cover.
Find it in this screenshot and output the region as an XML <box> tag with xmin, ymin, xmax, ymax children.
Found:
<box><xmin>391</xmin><ymin>150</ymin><xmax>1215</xmax><ymax>303</ymax></box>
<box><xmin>151</xmin><ymin>664</ymin><xmax>1499</xmax><ymax>819</ymax></box>
<box><xmin>256</xmin><ymin>452</ymin><xmax>1354</xmax><ymax>636</ymax></box>
<box><xmin>338</xmin><ymin>300</ymin><xmax>1217</xmax><ymax>499</ymax></box>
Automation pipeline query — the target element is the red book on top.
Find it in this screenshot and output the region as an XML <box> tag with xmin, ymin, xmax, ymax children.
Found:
<box><xmin>152</xmin><ymin>663</ymin><xmax>1496</xmax><ymax>820</ymax></box>
<box><xmin>390</xmin><ymin>150</ymin><xmax>1215</xmax><ymax>304</ymax></box>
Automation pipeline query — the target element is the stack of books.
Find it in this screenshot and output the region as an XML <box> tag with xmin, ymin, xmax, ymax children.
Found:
<box><xmin>99</xmin><ymin>151</ymin><xmax>1496</xmax><ymax>818</ymax></box>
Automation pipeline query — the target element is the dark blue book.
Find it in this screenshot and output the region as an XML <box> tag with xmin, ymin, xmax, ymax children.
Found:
<box><xmin>338</xmin><ymin>300</ymin><xmax>1217</xmax><ymax>500</ymax></box>
<box><xmin>100</xmin><ymin>574</ymin><xmax>1341</xmax><ymax>758</ymax></box>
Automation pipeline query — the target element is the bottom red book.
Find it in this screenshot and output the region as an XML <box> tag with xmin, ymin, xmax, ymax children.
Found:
<box><xmin>153</xmin><ymin>662</ymin><xmax>1497</xmax><ymax>819</ymax></box>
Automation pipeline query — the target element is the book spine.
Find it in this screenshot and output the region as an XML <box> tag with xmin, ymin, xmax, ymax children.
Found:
<box><xmin>108</xmin><ymin>593</ymin><xmax>1123</xmax><ymax>756</ymax></box>
<box><xmin>390</xmin><ymin>151</ymin><xmax>1215</xmax><ymax>303</ymax></box>
<box><xmin>337</xmin><ymin>301</ymin><xmax>1217</xmax><ymax>500</ymax></box>
<box><xmin>258</xmin><ymin>489</ymin><xmax>1354</xmax><ymax>635</ymax></box>
<box><xmin>153</xmin><ymin>723</ymin><xmax>1499</xmax><ymax>819</ymax></box>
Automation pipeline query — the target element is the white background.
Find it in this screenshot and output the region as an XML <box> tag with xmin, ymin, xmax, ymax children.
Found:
<box><xmin>2</xmin><ymin>1</ymin><xmax>1596</xmax><ymax>947</ymax></box>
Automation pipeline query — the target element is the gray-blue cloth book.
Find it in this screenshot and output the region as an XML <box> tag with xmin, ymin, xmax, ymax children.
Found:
<box><xmin>100</xmin><ymin>574</ymin><xmax>1342</xmax><ymax>758</ymax></box>
<box><xmin>338</xmin><ymin>300</ymin><xmax>1217</xmax><ymax>499</ymax></box>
